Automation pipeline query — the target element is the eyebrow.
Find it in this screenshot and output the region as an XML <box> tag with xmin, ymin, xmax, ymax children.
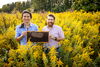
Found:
<box><xmin>48</xmin><ymin>18</ymin><xmax>54</xmax><ymax>19</ymax></box>
<box><xmin>23</xmin><ymin>15</ymin><xmax>30</xmax><ymax>17</ymax></box>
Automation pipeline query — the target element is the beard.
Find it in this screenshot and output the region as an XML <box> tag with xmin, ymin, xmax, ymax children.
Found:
<box><xmin>48</xmin><ymin>22</ymin><xmax>54</xmax><ymax>27</ymax></box>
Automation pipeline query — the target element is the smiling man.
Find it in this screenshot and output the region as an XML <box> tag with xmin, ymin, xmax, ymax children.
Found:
<box><xmin>42</xmin><ymin>14</ymin><xmax>65</xmax><ymax>54</ymax></box>
<box><xmin>15</xmin><ymin>10</ymin><xmax>38</xmax><ymax>45</ymax></box>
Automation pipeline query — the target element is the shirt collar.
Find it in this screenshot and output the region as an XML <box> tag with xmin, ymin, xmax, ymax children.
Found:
<box><xmin>30</xmin><ymin>22</ymin><xmax>33</xmax><ymax>27</ymax></box>
<box><xmin>47</xmin><ymin>25</ymin><xmax>55</xmax><ymax>29</ymax></box>
<box><xmin>23</xmin><ymin>22</ymin><xmax>33</xmax><ymax>28</ymax></box>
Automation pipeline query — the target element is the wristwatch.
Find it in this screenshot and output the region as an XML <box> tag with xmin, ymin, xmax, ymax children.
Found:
<box><xmin>54</xmin><ymin>37</ymin><xmax>57</xmax><ymax>41</ymax></box>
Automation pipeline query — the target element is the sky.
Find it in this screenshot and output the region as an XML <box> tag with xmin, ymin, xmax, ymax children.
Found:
<box><xmin>0</xmin><ymin>0</ymin><xmax>27</xmax><ymax>8</ymax></box>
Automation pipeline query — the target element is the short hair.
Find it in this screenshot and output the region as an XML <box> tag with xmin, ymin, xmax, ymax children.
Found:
<box><xmin>48</xmin><ymin>14</ymin><xmax>55</xmax><ymax>20</ymax></box>
<box><xmin>22</xmin><ymin>10</ymin><xmax>32</xmax><ymax>18</ymax></box>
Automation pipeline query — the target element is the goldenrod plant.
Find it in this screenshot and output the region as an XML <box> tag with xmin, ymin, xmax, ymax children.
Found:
<box><xmin>0</xmin><ymin>10</ymin><xmax>100</xmax><ymax>67</ymax></box>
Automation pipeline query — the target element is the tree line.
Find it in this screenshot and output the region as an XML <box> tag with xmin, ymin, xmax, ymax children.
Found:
<box><xmin>0</xmin><ymin>0</ymin><xmax>31</xmax><ymax>13</ymax></box>
<box><xmin>0</xmin><ymin>0</ymin><xmax>100</xmax><ymax>13</ymax></box>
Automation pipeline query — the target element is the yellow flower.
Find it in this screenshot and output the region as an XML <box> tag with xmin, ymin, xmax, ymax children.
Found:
<box><xmin>57</xmin><ymin>59</ymin><xmax>63</xmax><ymax>66</ymax></box>
<box><xmin>81</xmin><ymin>52</ymin><xmax>92</xmax><ymax>63</ymax></box>
<box><xmin>33</xmin><ymin>51</ymin><xmax>39</xmax><ymax>59</ymax></box>
<box><xmin>42</xmin><ymin>52</ymin><xmax>48</xmax><ymax>66</ymax></box>
<box><xmin>8</xmin><ymin>57</ymin><xmax>13</xmax><ymax>62</ymax></box>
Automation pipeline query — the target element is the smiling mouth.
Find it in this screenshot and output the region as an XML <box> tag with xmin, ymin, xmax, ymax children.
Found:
<box><xmin>50</xmin><ymin>21</ymin><xmax>54</xmax><ymax>23</ymax></box>
<box><xmin>25</xmin><ymin>20</ymin><xmax>29</xmax><ymax>21</ymax></box>
<box><xmin>48</xmin><ymin>22</ymin><xmax>53</xmax><ymax>25</ymax></box>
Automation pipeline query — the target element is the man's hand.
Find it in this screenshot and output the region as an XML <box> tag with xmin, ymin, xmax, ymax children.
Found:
<box><xmin>49</xmin><ymin>34</ymin><xmax>64</xmax><ymax>41</ymax></box>
<box><xmin>22</xmin><ymin>31</ymin><xmax>27</xmax><ymax>36</ymax></box>
<box><xmin>16</xmin><ymin>31</ymin><xmax>27</xmax><ymax>41</ymax></box>
<box><xmin>49</xmin><ymin>34</ymin><xmax>58</xmax><ymax>41</ymax></box>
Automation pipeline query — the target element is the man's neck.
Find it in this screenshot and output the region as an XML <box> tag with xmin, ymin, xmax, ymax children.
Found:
<box><xmin>48</xmin><ymin>25</ymin><xmax>54</xmax><ymax>28</ymax></box>
<box><xmin>24</xmin><ymin>22</ymin><xmax>30</xmax><ymax>28</ymax></box>
<box><xmin>24</xmin><ymin>22</ymin><xmax>30</xmax><ymax>26</ymax></box>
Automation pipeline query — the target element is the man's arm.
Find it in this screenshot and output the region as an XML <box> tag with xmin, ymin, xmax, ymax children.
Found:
<box><xmin>16</xmin><ymin>31</ymin><xmax>27</xmax><ymax>41</ymax></box>
<box><xmin>54</xmin><ymin>37</ymin><xmax>64</xmax><ymax>41</ymax></box>
<box><xmin>16</xmin><ymin>35</ymin><xmax>24</xmax><ymax>41</ymax></box>
<box><xmin>56</xmin><ymin>27</ymin><xmax>65</xmax><ymax>41</ymax></box>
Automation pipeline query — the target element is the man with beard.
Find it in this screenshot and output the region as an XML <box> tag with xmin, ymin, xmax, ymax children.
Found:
<box><xmin>42</xmin><ymin>14</ymin><xmax>65</xmax><ymax>57</ymax></box>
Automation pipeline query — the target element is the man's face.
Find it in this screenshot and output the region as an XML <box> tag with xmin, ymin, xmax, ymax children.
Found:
<box><xmin>47</xmin><ymin>16</ymin><xmax>55</xmax><ymax>27</ymax></box>
<box><xmin>22</xmin><ymin>13</ymin><xmax>31</xmax><ymax>23</ymax></box>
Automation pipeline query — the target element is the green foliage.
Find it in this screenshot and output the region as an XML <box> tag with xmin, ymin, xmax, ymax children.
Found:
<box><xmin>71</xmin><ymin>0</ymin><xmax>100</xmax><ymax>11</ymax></box>
<box><xmin>1</xmin><ymin>1</ymin><xmax>31</xmax><ymax>13</ymax></box>
<box><xmin>0</xmin><ymin>0</ymin><xmax>100</xmax><ymax>13</ymax></box>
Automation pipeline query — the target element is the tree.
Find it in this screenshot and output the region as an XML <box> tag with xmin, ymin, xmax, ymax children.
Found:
<box><xmin>0</xmin><ymin>8</ymin><xmax>2</xmax><ymax>12</ymax></box>
<box><xmin>15</xmin><ymin>2</ymin><xmax>22</xmax><ymax>12</ymax></box>
<box><xmin>2</xmin><ymin>4</ymin><xmax>10</xmax><ymax>13</ymax></box>
<box><xmin>0</xmin><ymin>1</ymin><xmax>31</xmax><ymax>13</ymax></box>
<box><xmin>31</xmin><ymin>0</ymin><xmax>47</xmax><ymax>11</ymax></box>
<box><xmin>51</xmin><ymin>0</ymin><xmax>72</xmax><ymax>12</ymax></box>
<box><xmin>71</xmin><ymin>0</ymin><xmax>100</xmax><ymax>11</ymax></box>
<box><xmin>31</xmin><ymin>0</ymin><xmax>72</xmax><ymax>12</ymax></box>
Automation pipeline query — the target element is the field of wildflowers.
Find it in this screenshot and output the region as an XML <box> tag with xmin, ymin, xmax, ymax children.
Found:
<box><xmin>0</xmin><ymin>10</ymin><xmax>100</xmax><ymax>67</ymax></box>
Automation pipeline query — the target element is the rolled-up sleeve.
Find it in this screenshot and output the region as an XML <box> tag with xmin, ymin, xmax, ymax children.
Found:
<box><xmin>15</xmin><ymin>26</ymin><xmax>21</xmax><ymax>38</ymax></box>
<box><xmin>35</xmin><ymin>25</ymin><xmax>38</xmax><ymax>31</ymax></box>
<box><xmin>58</xmin><ymin>27</ymin><xmax>65</xmax><ymax>38</ymax></box>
